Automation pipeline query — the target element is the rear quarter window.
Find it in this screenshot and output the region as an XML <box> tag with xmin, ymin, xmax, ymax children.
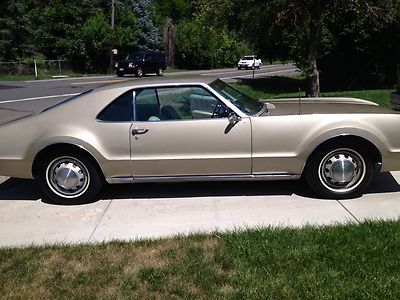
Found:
<box><xmin>97</xmin><ymin>91</ymin><xmax>133</xmax><ymax>122</ymax></box>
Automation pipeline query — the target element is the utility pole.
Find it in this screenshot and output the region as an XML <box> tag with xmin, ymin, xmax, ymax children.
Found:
<box><xmin>110</xmin><ymin>0</ymin><xmax>115</xmax><ymax>73</ymax></box>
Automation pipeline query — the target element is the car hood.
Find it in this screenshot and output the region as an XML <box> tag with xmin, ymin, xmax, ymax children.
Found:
<box><xmin>261</xmin><ymin>97</ymin><xmax>397</xmax><ymax>116</ymax></box>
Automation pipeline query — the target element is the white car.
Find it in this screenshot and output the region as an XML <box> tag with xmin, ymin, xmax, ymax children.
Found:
<box><xmin>238</xmin><ymin>55</ymin><xmax>262</xmax><ymax>70</ymax></box>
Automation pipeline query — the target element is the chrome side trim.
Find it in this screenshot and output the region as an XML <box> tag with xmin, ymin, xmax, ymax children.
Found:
<box><xmin>106</xmin><ymin>176</ymin><xmax>134</xmax><ymax>184</ymax></box>
<box><xmin>106</xmin><ymin>173</ymin><xmax>300</xmax><ymax>184</ymax></box>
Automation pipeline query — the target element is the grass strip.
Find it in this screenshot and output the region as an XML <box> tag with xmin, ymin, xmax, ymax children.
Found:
<box><xmin>1</xmin><ymin>220</ymin><xmax>400</xmax><ymax>298</ymax></box>
<box><xmin>233</xmin><ymin>76</ymin><xmax>394</xmax><ymax>108</ymax></box>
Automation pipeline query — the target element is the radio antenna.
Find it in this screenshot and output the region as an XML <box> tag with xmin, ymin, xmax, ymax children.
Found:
<box><xmin>298</xmin><ymin>88</ymin><xmax>302</xmax><ymax>115</ymax></box>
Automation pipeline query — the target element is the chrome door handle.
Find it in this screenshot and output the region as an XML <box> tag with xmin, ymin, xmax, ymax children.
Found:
<box><xmin>132</xmin><ymin>128</ymin><xmax>149</xmax><ymax>135</ymax></box>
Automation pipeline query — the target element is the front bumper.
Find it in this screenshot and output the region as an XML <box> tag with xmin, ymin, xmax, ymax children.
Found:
<box><xmin>114</xmin><ymin>63</ymin><xmax>139</xmax><ymax>74</ymax></box>
<box><xmin>238</xmin><ymin>64</ymin><xmax>253</xmax><ymax>68</ymax></box>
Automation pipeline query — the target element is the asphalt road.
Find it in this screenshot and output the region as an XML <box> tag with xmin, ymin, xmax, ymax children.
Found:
<box><xmin>0</xmin><ymin>64</ymin><xmax>298</xmax><ymax>121</ymax></box>
<box><xmin>1</xmin><ymin>63</ymin><xmax>400</xmax><ymax>247</ymax></box>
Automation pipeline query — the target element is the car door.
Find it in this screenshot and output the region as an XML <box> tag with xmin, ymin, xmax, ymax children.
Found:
<box><xmin>130</xmin><ymin>85</ymin><xmax>252</xmax><ymax>177</ymax></box>
<box><xmin>143</xmin><ymin>53</ymin><xmax>153</xmax><ymax>73</ymax></box>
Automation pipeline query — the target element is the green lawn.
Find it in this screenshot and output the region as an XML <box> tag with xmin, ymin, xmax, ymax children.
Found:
<box><xmin>232</xmin><ymin>76</ymin><xmax>394</xmax><ymax>108</ymax></box>
<box><xmin>1</xmin><ymin>220</ymin><xmax>400</xmax><ymax>298</ymax></box>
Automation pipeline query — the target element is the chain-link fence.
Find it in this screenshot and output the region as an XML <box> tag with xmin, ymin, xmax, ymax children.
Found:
<box><xmin>0</xmin><ymin>60</ymin><xmax>80</xmax><ymax>77</ymax></box>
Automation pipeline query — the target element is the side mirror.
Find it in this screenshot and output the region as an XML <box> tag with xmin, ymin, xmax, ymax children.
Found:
<box><xmin>228</xmin><ymin>112</ymin><xmax>241</xmax><ymax>124</ymax></box>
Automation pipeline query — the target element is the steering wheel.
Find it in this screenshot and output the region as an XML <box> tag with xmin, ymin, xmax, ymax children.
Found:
<box><xmin>211</xmin><ymin>104</ymin><xmax>221</xmax><ymax>118</ymax></box>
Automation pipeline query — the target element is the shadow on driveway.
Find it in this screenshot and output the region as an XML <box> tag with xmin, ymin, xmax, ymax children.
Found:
<box><xmin>0</xmin><ymin>172</ymin><xmax>399</xmax><ymax>204</ymax></box>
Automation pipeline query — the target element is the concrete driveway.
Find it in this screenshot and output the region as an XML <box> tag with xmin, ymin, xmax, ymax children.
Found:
<box><xmin>1</xmin><ymin>172</ymin><xmax>400</xmax><ymax>248</ymax></box>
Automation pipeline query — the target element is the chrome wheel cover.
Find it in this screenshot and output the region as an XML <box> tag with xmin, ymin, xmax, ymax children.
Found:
<box><xmin>318</xmin><ymin>148</ymin><xmax>366</xmax><ymax>193</ymax></box>
<box><xmin>46</xmin><ymin>156</ymin><xmax>90</xmax><ymax>198</ymax></box>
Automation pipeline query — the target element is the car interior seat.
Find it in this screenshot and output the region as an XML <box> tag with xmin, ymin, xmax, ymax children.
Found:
<box><xmin>161</xmin><ymin>105</ymin><xmax>181</xmax><ymax>120</ymax></box>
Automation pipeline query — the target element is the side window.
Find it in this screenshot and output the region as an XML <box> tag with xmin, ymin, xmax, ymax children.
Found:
<box><xmin>134</xmin><ymin>86</ymin><xmax>230</xmax><ymax>122</ymax></box>
<box><xmin>135</xmin><ymin>89</ymin><xmax>160</xmax><ymax>121</ymax></box>
<box><xmin>97</xmin><ymin>91</ymin><xmax>133</xmax><ymax>122</ymax></box>
<box><xmin>157</xmin><ymin>86</ymin><xmax>230</xmax><ymax>120</ymax></box>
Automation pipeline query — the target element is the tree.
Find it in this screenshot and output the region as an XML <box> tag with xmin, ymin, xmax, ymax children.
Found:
<box><xmin>318</xmin><ymin>0</ymin><xmax>400</xmax><ymax>90</ymax></box>
<box><xmin>27</xmin><ymin>0</ymin><xmax>101</xmax><ymax>62</ymax></box>
<box><xmin>236</xmin><ymin>0</ymin><xmax>327</xmax><ymax>96</ymax></box>
<box><xmin>173</xmin><ymin>0</ymin><xmax>250</xmax><ymax>69</ymax></box>
<box><xmin>130</xmin><ymin>0</ymin><xmax>163</xmax><ymax>50</ymax></box>
<box><xmin>83</xmin><ymin>12</ymin><xmax>112</xmax><ymax>71</ymax></box>
<box><xmin>273</xmin><ymin>0</ymin><xmax>330</xmax><ymax>97</ymax></box>
<box><xmin>175</xmin><ymin>20</ymin><xmax>217</xmax><ymax>68</ymax></box>
<box><xmin>0</xmin><ymin>0</ymin><xmax>34</xmax><ymax>60</ymax></box>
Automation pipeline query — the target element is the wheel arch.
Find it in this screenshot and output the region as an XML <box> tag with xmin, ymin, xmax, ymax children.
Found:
<box><xmin>304</xmin><ymin>135</ymin><xmax>382</xmax><ymax>172</ymax></box>
<box><xmin>32</xmin><ymin>143</ymin><xmax>105</xmax><ymax>180</ymax></box>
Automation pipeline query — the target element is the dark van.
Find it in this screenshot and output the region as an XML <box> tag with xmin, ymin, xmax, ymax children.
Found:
<box><xmin>114</xmin><ymin>51</ymin><xmax>166</xmax><ymax>77</ymax></box>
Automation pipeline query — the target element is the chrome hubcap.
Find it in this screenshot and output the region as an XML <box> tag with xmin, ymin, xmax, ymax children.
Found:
<box><xmin>46</xmin><ymin>157</ymin><xmax>90</xmax><ymax>198</ymax></box>
<box><xmin>319</xmin><ymin>149</ymin><xmax>366</xmax><ymax>193</ymax></box>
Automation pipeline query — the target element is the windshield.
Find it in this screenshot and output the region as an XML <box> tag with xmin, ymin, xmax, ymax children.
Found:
<box><xmin>126</xmin><ymin>53</ymin><xmax>144</xmax><ymax>61</ymax></box>
<box><xmin>242</xmin><ymin>56</ymin><xmax>254</xmax><ymax>60</ymax></box>
<box><xmin>209</xmin><ymin>79</ymin><xmax>264</xmax><ymax>115</ymax></box>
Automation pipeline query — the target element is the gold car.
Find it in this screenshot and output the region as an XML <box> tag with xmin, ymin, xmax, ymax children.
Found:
<box><xmin>0</xmin><ymin>76</ymin><xmax>400</xmax><ymax>204</ymax></box>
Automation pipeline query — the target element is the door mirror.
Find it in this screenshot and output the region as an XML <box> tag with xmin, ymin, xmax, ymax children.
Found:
<box><xmin>228</xmin><ymin>112</ymin><xmax>241</xmax><ymax>124</ymax></box>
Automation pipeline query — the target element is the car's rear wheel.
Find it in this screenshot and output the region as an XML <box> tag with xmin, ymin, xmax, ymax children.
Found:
<box><xmin>156</xmin><ymin>66</ymin><xmax>164</xmax><ymax>76</ymax></box>
<box><xmin>37</xmin><ymin>152</ymin><xmax>103</xmax><ymax>204</ymax></box>
<box><xmin>136</xmin><ymin>67</ymin><xmax>143</xmax><ymax>77</ymax></box>
<box><xmin>304</xmin><ymin>145</ymin><xmax>374</xmax><ymax>199</ymax></box>
<box><xmin>238</xmin><ymin>67</ymin><xmax>241</xmax><ymax>70</ymax></box>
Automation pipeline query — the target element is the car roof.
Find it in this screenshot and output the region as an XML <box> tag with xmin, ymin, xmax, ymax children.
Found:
<box><xmin>94</xmin><ymin>75</ymin><xmax>218</xmax><ymax>92</ymax></box>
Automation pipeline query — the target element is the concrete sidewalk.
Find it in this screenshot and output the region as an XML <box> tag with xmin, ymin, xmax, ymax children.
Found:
<box><xmin>1</xmin><ymin>171</ymin><xmax>400</xmax><ymax>248</ymax></box>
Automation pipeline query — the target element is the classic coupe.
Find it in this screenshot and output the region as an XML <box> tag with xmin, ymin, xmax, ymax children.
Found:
<box><xmin>0</xmin><ymin>76</ymin><xmax>400</xmax><ymax>204</ymax></box>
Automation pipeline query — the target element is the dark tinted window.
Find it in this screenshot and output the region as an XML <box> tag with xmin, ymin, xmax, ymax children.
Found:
<box><xmin>97</xmin><ymin>91</ymin><xmax>133</xmax><ymax>122</ymax></box>
<box><xmin>126</xmin><ymin>53</ymin><xmax>144</xmax><ymax>61</ymax></box>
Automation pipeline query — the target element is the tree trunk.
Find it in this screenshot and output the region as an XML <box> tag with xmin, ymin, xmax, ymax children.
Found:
<box><xmin>163</xmin><ymin>18</ymin><xmax>175</xmax><ymax>68</ymax></box>
<box><xmin>397</xmin><ymin>62</ymin><xmax>400</xmax><ymax>92</ymax></box>
<box><xmin>307</xmin><ymin>1</ymin><xmax>321</xmax><ymax>97</ymax></box>
<box><xmin>308</xmin><ymin>41</ymin><xmax>320</xmax><ymax>97</ymax></box>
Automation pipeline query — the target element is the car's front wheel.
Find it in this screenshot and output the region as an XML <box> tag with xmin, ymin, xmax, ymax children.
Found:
<box><xmin>37</xmin><ymin>152</ymin><xmax>103</xmax><ymax>204</ymax></box>
<box><xmin>304</xmin><ymin>145</ymin><xmax>374</xmax><ymax>199</ymax></box>
<box><xmin>136</xmin><ymin>67</ymin><xmax>143</xmax><ymax>77</ymax></box>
